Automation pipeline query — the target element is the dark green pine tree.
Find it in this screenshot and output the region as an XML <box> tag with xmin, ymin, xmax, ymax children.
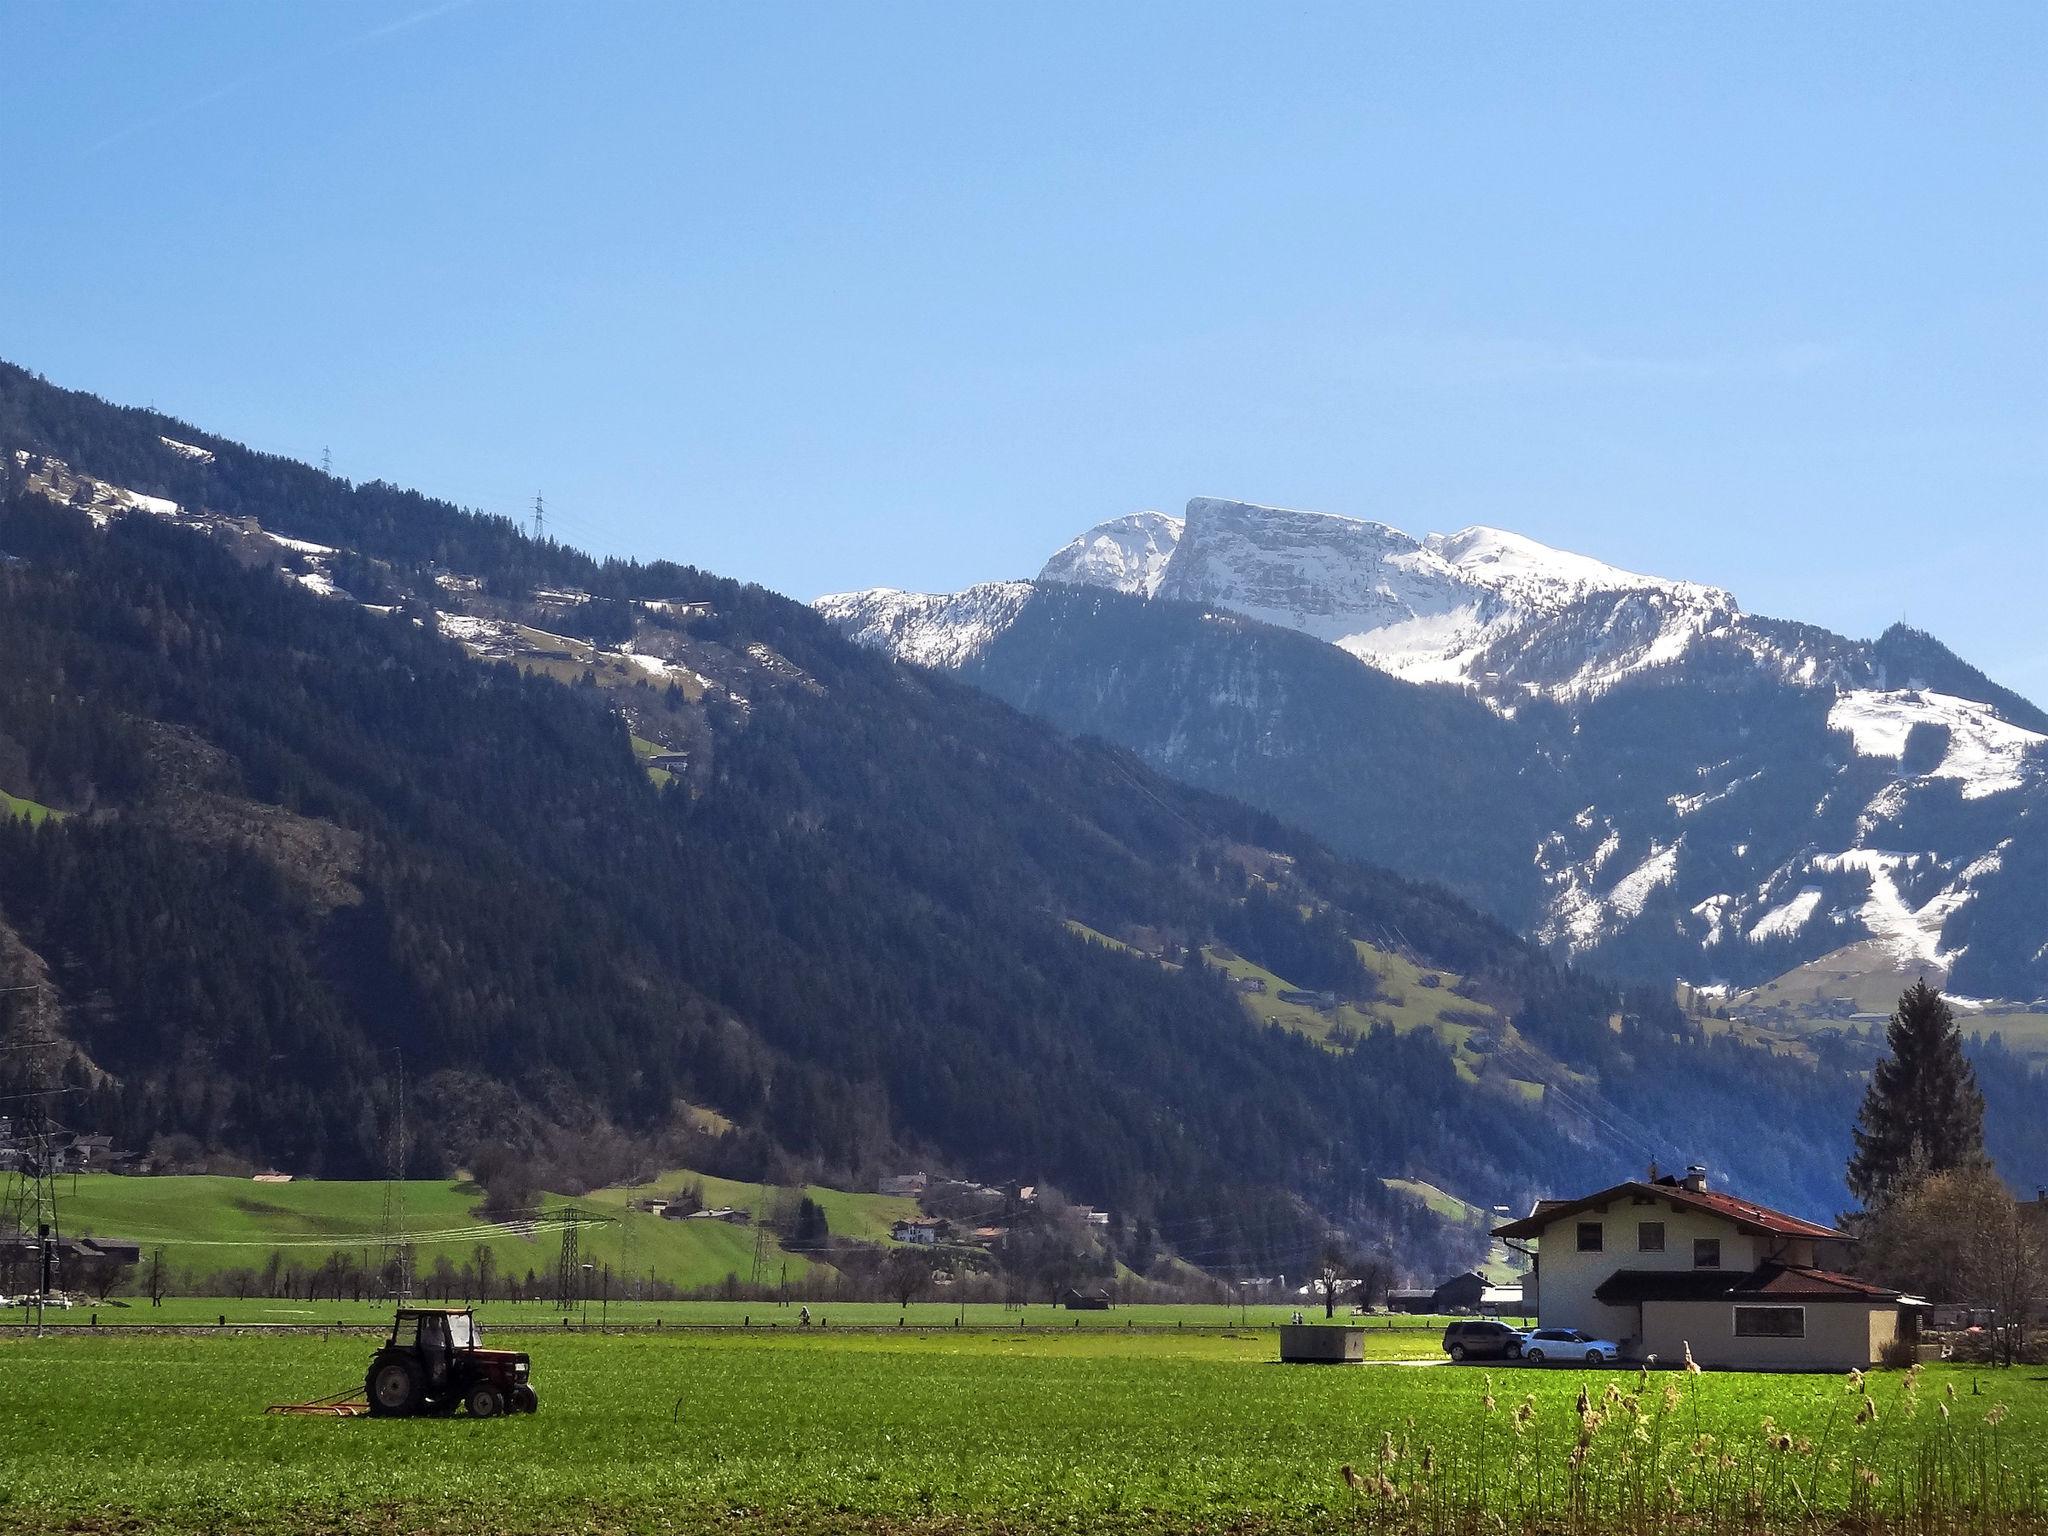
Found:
<box><xmin>1847</xmin><ymin>980</ymin><xmax>1988</xmax><ymax>1209</ymax></box>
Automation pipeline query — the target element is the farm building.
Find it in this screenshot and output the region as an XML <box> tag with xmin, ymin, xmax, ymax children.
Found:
<box><xmin>1428</xmin><ymin>1271</ymin><xmax>1488</xmax><ymax>1312</ymax></box>
<box><xmin>878</xmin><ymin>1173</ymin><xmax>928</xmax><ymax>1198</ymax></box>
<box><xmin>1061</xmin><ymin>1287</ymin><xmax>1112</xmax><ymax>1310</ymax></box>
<box><xmin>892</xmin><ymin>1220</ymin><xmax>943</xmax><ymax>1245</ymax></box>
<box><xmin>1495</xmin><ymin>1165</ymin><xmax>1922</xmax><ymax>1370</ymax></box>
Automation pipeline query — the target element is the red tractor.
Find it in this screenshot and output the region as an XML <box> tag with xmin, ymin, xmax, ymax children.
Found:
<box><xmin>364</xmin><ymin>1307</ymin><xmax>536</xmax><ymax>1418</ymax></box>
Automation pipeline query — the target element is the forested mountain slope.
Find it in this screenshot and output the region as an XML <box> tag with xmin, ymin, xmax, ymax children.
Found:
<box><xmin>1</xmin><ymin>361</ymin><xmax>2039</xmax><ymax>1262</ymax></box>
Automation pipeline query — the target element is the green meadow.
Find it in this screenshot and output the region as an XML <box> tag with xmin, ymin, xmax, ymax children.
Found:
<box><xmin>0</xmin><ymin>1327</ymin><xmax>2041</xmax><ymax>1535</ymax></box>
<box><xmin>52</xmin><ymin>1172</ymin><xmax>916</xmax><ymax>1293</ymax></box>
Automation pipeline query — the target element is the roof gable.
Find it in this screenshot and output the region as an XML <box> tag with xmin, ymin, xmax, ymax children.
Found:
<box><xmin>1493</xmin><ymin>1180</ymin><xmax>1843</xmax><ymax>1242</ymax></box>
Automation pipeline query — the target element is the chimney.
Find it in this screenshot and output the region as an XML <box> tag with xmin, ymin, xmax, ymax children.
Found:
<box><xmin>1682</xmin><ymin>1165</ymin><xmax>1708</xmax><ymax>1193</ymax></box>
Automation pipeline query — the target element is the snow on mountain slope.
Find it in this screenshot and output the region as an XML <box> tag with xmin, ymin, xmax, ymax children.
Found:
<box><xmin>814</xmin><ymin>582</ymin><xmax>1037</xmax><ymax>669</ymax></box>
<box><xmin>1039</xmin><ymin>510</ymin><xmax>1182</xmax><ymax>596</ymax></box>
<box><xmin>1828</xmin><ymin>688</ymin><xmax>2047</xmax><ymax>800</ymax></box>
<box><xmin>827</xmin><ymin>495</ymin><xmax>1743</xmax><ymax>706</ymax></box>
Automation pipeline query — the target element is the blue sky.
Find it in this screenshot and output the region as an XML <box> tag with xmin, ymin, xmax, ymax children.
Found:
<box><xmin>4</xmin><ymin>3</ymin><xmax>2043</xmax><ymax>696</ymax></box>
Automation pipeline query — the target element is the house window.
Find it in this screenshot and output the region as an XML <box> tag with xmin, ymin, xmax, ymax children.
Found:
<box><xmin>1694</xmin><ymin>1238</ymin><xmax>1721</xmax><ymax>1269</ymax></box>
<box><xmin>1734</xmin><ymin>1306</ymin><xmax>1805</xmax><ymax>1338</ymax></box>
<box><xmin>1639</xmin><ymin>1221</ymin><xmax>1665</xmax><ymax>1253</ymax></box>
<box><xmin>1577</xmin><ymin>1221</ymin><xmax>1604</xmax><ymax>1252</ymax></box>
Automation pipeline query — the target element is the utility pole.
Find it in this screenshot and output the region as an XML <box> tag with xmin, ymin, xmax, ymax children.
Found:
<box><xmin>378</xmin><ymin>1050</ymin><xmax>410</xmax><ymax>1301</ymax></box>
<box><xmin>2</xmin><ymin>985</ymin><xmax>63</xmax><ymax>1337</ymax></box>
<box><xmin>532</xmin><ymin>492</ymin><xmax>545</xmax><ymax>543</ymax></box>
<box><xmin>321</xmin><ymin>446</ymin><xmax>332</xmax><ymax>476</ymax></box>
<box><xmin>555</xmin><ymin>1207</ymin><xmax>581</xmax><ymax>1312</ymax></box>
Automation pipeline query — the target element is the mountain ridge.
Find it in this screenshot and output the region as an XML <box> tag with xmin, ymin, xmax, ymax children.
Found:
<box><xmin>818</xmin><ymin>498</ymin><xmax>2048</xmax><ymax>1004</ymax></box>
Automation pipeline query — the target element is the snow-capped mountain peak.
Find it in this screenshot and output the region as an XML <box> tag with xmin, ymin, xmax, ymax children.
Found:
<box><xmin>1039</xmin><ymin>509</ymin><xmax>1183</xmax><ymax>596</ymax></box>
<box><xmin>1124</xmin><ymin>497</ymin><xmax>1739</xmax><ymax>701</ymax></box>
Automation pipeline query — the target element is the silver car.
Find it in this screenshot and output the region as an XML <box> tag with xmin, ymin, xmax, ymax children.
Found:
<box><xmin>1519</xmin><ymin>1327</ymin><xmax>1619</xmax><ymax>1364</ymax></box>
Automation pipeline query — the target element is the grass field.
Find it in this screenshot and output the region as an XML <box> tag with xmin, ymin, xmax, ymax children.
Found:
<box><xmin>11</xmin><ymin>1294</ymin><xmax>1505</xmax><ymax>1331</ymax></box>
<box><xmin>53</xmin><ymin>1172</ymin><xmax>912</xmax><ymax>1293</ymax></box>
<box><xmin>0</xmin><ymin>1326</ymin><xmax>2039</xmax><ymax>1534</ymax></box>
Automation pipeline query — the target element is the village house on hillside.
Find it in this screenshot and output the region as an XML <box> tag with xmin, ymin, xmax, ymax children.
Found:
<box><xmin>1495</xmin><ymin>1165</ymin><xmax>1923</xmax><ymax>1370</ymax></box>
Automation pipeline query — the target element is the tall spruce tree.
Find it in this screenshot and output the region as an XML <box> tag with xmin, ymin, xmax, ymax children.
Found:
<box><xmin>1847</xmin><ymin>980</ymin><xmax>1987</xmax><ymax>1209</ymax></box>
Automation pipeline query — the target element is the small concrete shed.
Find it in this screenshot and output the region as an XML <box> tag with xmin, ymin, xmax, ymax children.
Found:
<box><xmin>1279</xmin><ymin>1324</ymin><xmax>1366</xmax><ymax>1363</ymax></box>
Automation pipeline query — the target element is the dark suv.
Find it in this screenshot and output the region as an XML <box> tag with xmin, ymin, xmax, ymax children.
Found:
<box><xmin>1441</xmin><ymin>1319</ymin><xmax>1524</xmax><ymax>1362</ymax></box>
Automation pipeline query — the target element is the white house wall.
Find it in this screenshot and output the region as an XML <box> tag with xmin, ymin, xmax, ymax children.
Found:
<box><xmin>1531</xmin><ymin>1196</ymin><xmax>1819</xmax><ymax>1343</ymax></box>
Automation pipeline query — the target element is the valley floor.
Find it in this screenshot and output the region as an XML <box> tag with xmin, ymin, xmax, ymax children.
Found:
<box><xmin>1</xmin><ymin>1321</ymin><xmax>2041</xmax><ymax>1534</ymax></box>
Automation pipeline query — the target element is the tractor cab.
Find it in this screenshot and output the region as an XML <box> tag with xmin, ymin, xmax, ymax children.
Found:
<box><xmin>365</xmin><ymin>1306</ymin><xmax>536</xmax><ymax>1418</ymax></box>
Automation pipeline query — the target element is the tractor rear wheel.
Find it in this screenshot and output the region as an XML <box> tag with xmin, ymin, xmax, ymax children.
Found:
<box><xmin>367</xmin><ymin>1358</ymin><xmax>423</xmax><ymax>1417</ymax></box>
<box><xmin>510</xmin><ymin>1384</ymin><xmax>538</xmax><ymax>1414</ymax></box>
<box><xmin>466</xmin><ymin>1383</ymin><xmax>505</xmax><ymax>1418</ymax></box>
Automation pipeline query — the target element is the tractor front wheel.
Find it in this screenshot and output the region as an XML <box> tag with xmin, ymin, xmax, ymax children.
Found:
<box><xmin>510</xmin><ymin>1384</ymin><xmax>538</xmax><ymax>1414</ymax></box>
<box><xmin>368</xmin><ymin>1359</ymin><xmax>423</xmax><ymax>1417</ymax></box>
<box><xmin>466</xmin><ymin>1384</ymin><xmax>505</xmax><ymax>1419</ymax></box>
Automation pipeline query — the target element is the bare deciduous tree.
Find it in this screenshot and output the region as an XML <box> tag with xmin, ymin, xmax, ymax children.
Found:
<box><xmin>1860</xmin><ymin>1166</ymin><xmax>2046</xmax><ymax>1365</ymax></box>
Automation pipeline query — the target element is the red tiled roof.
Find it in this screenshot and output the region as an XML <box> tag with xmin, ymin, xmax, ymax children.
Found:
<box><xmin>1494</xmin><ymin>1180</ymin><xmax>1844</xmax><ymax>1242</ymax></box>
<box><xmin>1735</xmin><ymin>1264</ymin><xmax>1899</xmax><ymax>1300</ymax></box>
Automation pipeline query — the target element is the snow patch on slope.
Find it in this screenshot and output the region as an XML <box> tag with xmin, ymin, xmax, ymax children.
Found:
<box><xmin>1748</xmin><ymin>888</ymin><xmax>1824</xmax><ymax>942</ymax></box>
<box><xmin>1828</xmin><ymin>689</ymin><xmax>2046</xmax><ymax>799</ymax></box>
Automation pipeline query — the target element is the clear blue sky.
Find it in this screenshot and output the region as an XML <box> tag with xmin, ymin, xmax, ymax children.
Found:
<box><xmin>4</xmin><ymin>3</ymin><xmax>2043</xmax><ymax>697</ymax></box>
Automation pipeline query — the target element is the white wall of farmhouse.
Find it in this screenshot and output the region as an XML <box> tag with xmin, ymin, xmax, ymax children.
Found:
<box><xmin>1528</xmin><ymin>1194</ymin><xmax>1821</xmax><ymax>1340</ymax></box>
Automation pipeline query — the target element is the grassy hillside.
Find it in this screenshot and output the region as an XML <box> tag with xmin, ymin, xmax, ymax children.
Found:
<box><xmin>1708</xmin><ymin>943</ymin><xmax>2048</xmax><ymax>1063</ymax></box>
<box><xmin>49</xmin><ymin>1173</ymin><xmax>910</xmax><ymax>1291</ymax></box>
<box><xmin>582</xmin><ymin>1170</ymin><xmax>919</xmax><ymax>1247</ymax></box>
<box><xmin>0</xmin><ymin>789</ymin><xmax>62</xmax><ymax>825</ymax></box>
<box><xmin>1199</xmin><ymin>939</ymin><xmax>1547</xmax><ymax>1102</ymax></box>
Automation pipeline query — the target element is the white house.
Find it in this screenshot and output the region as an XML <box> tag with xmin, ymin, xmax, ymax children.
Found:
<box><xmin>1494</xmin><ymin>1166</ymin><xmax>1921</xmax><ymax>1370</ymax></box>
<box><xmin>891</xmin><ymin>1219</ymin><xmax>942</xmax><ymax>1245</ymax></box>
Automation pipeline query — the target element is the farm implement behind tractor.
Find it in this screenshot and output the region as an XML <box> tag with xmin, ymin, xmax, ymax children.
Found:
<box><xmin>266</xmin><ymin>1306</ymin><xmax>537</xmax><ymax>1419</ymax></box>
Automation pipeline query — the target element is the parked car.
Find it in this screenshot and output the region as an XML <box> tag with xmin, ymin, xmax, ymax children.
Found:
<box><xmin>1441</xmin><ymin>1319</ymin><xmax>1525</xmax><ymax>1362</ymax></box>
<box><xmin>1520</xmin><ymin>1328</ymin><xmax>1620</xmax><ymax>1364</ymax></box>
